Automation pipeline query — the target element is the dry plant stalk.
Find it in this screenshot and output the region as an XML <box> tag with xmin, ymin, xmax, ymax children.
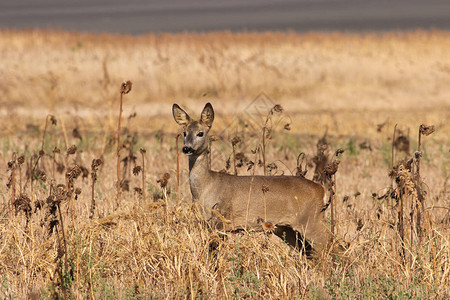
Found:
<box><xmin>261</xmin><ymin>104</ymin><xmax>283</xmax><ymax>176</ymax></box>
<box><xmin>231</xmin><ymin>136</ymin><xmax>241</xmax><ymax>175</ymax></box>
<box><xmin>8</xmin><ymin>153</ymin><xmax>17</xmax><ymax>210</ymax></box>
<box><xmin>176</xmin><ymin>134</ymin><xmax>182</xmax><ymax>207</ymax></box>
<box><xmin>325</xmin><ymin>151</ymin><xmax>342</xmax><ymax>241</ymax></box>
<box><xmin>65</xmin><ymin>145</ymin><xmax>77</xmax><ymax>222</ymax></box>
<box><xmin>90</xmin><ymin>158</ymin><xmax>103</xmax><ymax>219</ymax></box>
<box><xmin>415</xmin><ymin>124</ymin><xmax>435</xmax><ymax>239</ymax></box>
<box><xmin>116</xmin><ymin>80</ymin><xmax>132</xmax><ymax>209</ymax></box>
<box><xmin>140</xmin><ymin>148</ymin><xmax>146</xmax><ymax>202</ymax></box>
<box><xmin>262</xmin><ymin>184</ymin><xmax>269</xmax><ymax>221</ymax></box>
<box><xmin>41</xmin><ymin>114</ymin><xmax>57</xmax><ymax>152</ymax></box>
<box><xmin>17</xmin><ymin>155</ymin><xmax>24</xmax><ymax>194</ymax></box>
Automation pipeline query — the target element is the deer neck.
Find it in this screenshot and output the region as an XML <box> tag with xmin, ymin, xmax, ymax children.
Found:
<box><xmin>188</xmin><ymin>150</ymin><xmax>210</xmax><ymax>200</ymax></box>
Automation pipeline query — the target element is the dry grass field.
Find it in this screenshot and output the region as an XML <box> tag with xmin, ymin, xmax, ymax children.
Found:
<box><xmin>0</xmin><ymin>29</ymin><xmax>449</xmax><ymax>299</ymax></box>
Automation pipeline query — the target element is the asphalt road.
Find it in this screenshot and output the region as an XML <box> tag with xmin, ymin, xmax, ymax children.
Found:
<box><xmin>0</xmin><ymin>0</ymin><xmax>449</xmax><ymax>34</ymax></box>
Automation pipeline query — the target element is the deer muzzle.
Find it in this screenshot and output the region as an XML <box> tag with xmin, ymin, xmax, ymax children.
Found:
<box><xmin>182</xmin><ymin>146</ymin><xmax>194</xmax><ymax>155</ymax></box>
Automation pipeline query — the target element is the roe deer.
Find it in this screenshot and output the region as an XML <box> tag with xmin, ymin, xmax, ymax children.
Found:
<box><xmin>173</xmin><ymin>102</ymin><xmax>333</xmax><ymax>255</ymax></box>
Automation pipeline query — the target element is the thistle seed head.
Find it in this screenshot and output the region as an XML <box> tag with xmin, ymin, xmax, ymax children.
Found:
<box><xmin>121</xmin><ymin>80</ymin><xmax>132</xmax><ymax>94</ymax></box>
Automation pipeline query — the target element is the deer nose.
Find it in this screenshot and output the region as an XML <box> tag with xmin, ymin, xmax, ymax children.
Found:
<box><xmin>182</xmin><ymin>146</ymin><xmax>194</xmax><ymax>155</ymax></box>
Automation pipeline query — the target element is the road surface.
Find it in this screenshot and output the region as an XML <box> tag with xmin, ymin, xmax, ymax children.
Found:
<box><xmin>0</xmin><ymin>0</ymin><xmax>449</xmax><ymax>34</ymax></box>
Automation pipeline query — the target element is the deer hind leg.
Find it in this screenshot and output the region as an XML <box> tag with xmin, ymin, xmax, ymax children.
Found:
<box><xmin>293</xmin><ymin>221</ymin><xmax>332</xmax><ymax>256</ymax></box>
<box><xmin>274</xmin><ymin>225</ymin><xmax>313</xmax><ymax>257</ymax></box>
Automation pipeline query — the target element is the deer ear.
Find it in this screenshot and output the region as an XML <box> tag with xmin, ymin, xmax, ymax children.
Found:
<box><xmin>200</xmin><ymin>103</ymin><xmax>214</xmax><ymax>128</ymax></box>
<box><xmin>172</xmin><ymin>104</ymin><xmax>191</xmax><ymax>126</ymax></box>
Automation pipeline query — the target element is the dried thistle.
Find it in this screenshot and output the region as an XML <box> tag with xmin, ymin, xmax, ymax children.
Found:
<box><xmin>66</xmin><ymin>165</ymin><xmax>82</xmax><ymax>180</ymax></box>
<box><xmin>335</xmin><ymin>148</ymin><xmax>345</xmax><ymax>156</ymax></box>
<box><xmin>139</xmin><ymin>147</ymin><xmax>146</xmax><ymax>154</ymax></box>
<box><xmin>92</xmin><ymin>158</ymin><xmax>103</xmax><ymax>171</ymax></box>
<box><xmin>34</xmin><ymin>169</ymin><xmax>47</xmax><ymax>182</ymax></box>
<box><xmin>72</xmin><ymin>127</ymin><xmax>82</xmax><ymax>140</ymax></box>
<box><xmin>231</xmin><ymin>136</ymin><xmax>241</xmax><ymax>146</ymax></box>
<box><xmin>272</xmin><ymin>104</ymin><xmax>283</xmax><ymax>113</ymax></box>
<box><xmin>266</xmin><ymin>162</ymin><xmax>277</xmax><ymax>174</ymax></box>
<box><xmin>13</xmin><ymin>194</ymin><xmax>32</xmax><ymax>217</ymax></box>
<box><xmin>261</xmin><ymin>185</ymin><xmax>269</xmax><ymax>193</ymax></box>
<box><xmin>66</xmin><ymin>145</ymin><xmax>77</xmax><ymax>155</ymax></box>
<box><xmin>17</xmin><ymin>156</ymin><xmax>25</xmax><ymax>165</ymax></box>
<box><xmin>121</xmin><ymin>80</ymin><xmax>133</xmax><ymax>94</ymax></box>
<box><xmin>263</xmin><ymin>222</ymin><xmax>275</xmax><ymax>233</ymax></box>
<box><xmin>419</xmin><ymin>124</ymin><xmax>435</xmax><ymax>136</ymax></box>
<box><xmin>235</xmin><ymin>152</ymin><xmax>246</xmax><ymax>161</ymax></box>
<box><xmin>157</xmin><ymin>173</ymin><xmax>171</xmax><ymax>189</ymax></box>
<box><xmin>50</xmin><ymin>115</ymin><xmax>57</xmax><ymax>126</ymax></box>
<box><xmin>325</xmin><ymin>160</ymin><xmax>340</xmax><ymax>177</ymax></box>
<box><xmin>284</xmin><ymin>123</ymin><xmax>291</xmax><ymax>131</ymax></box>
<box><xmin>133</xmin><ymin>166</ymin><xmax>142</xmax><ymax>176</ymax></box>
<box><xmin>7</xmin><ymin>159</ymin><xmax>15</xmax><ymax>170</ymax></box>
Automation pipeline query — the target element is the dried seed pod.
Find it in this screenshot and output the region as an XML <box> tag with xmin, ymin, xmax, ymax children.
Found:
<box><xmin>272</xmin><ymin>104</ymin><xmax>283</xmax><ymax>113</ymax></box>
<box><xmin>157</xmin><ymin>173</ymin><xmax>170</xmax><ymax>188</ymax></box>
<box><xmin>121</xmin><ymin>80</ymin><xmax>132</xmax><ymax>94</ymax></box>
<box><xmin>325</xmin><ymin>160</ymin><xmax>340</xmax><ymax>177</ymax></box>
<box><xmin>7</xmin><ymin>160</ymin><xmax>15</xmax><ymax>170</ymax></box>
<box><xmin>261</xmin><ymin>185</ymin><xmax>269</xmax><ymax>193</ymax></box>
<box><xmin>284</xmin><ymin>123</ymin><xmax>291</xmax><ymax>131</ymax></box>
<box><xmin>139</xmin><ymin>148</ymin><xmax>146</xmax><ymax>154</ymax></box>
<box><xmin>267</xmin><ymin>162</ymin><xmax>277</xmax><ymax>172</ymax></box>
<box><xmin>17</xmin><ymin>156</ymin><xmax>25</xmax><ymax>165</ymax></box>
<box><xmin>91</xmin><ymin>158</ymin><xmax>103</xmax><ymax>171</ymax></box>
<box><xmin>50</xmin><ymin>115</ymin><xmax>57</xmax><ymax>126</ymax></box>
<box><xmin>72</xmin><ymin>127</ymin><xmax>82</xmax><ymax>140</ymax></box>
<box><xmin>13</xmin><ymin>194</ymin><xmax>32</xmax><ymax>215</ymax></box>
<box><xmin>263</xmin><ymin>222</ymin><xmax>275</xmax><ymax>233</ymax></box>
<box><xmin>133</xmin><ymin>166</ymin><xmax>142</xmax><ymax>176</ymax></box>
<box><xmin>66</xmin><ymin>165</ymin><xmax>82</xmax><ymax>180</ymax></box>
<box><xmin>231</xmin><ymin>136</ymin><xmax>241</xmax><ymax>146</ymax></box>
<box><xmin>66</xmin><ymin>145</ymin><xmax>77</xmax><ymax>155</ymax></box>
<box><xmin>235</xmin><ymin>152</ymin><xmax>246</xmax><ymax>160</ymax></box>
<box><xmin>53</xmin><ymin>147</ymin><xmax>61</xmax><ymax>154</ymax></box>
<box><xmin>420</xmin><ymin>124</ymin><xmax>435</xmax><ymax>136</ymax></box>
<box><xmin>35</xmin><ymin>170</ymin><xmax>47</xmax><ymax>182</ymax></box>
<box><xmin>335</xmin><ymin>148</ymin><xmax>345</xmax><ymax>156</ymax></box>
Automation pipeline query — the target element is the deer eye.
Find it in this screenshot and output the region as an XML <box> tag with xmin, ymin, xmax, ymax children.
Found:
<box><xmin>197</xmin><ymin>132</ymin><xmax>204</xmax><ymax>137</ymax></box>
<box><xmin>183</xmin><ymin>132</ymin><xmax>186</xmax><ymax>137</ymax></box>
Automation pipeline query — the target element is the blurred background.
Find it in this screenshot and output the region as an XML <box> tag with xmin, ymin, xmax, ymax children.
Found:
<box><xmin>1</xmin><ymin>0</ymin><xmax>450</xmax><ymax>34</ymax></box>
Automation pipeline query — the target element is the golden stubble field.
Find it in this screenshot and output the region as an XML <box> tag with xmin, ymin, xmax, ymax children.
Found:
<box><xmin>0</xmin><ymin>29</ymin><xmax>449</xmax><ymax>298</ymax></box>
